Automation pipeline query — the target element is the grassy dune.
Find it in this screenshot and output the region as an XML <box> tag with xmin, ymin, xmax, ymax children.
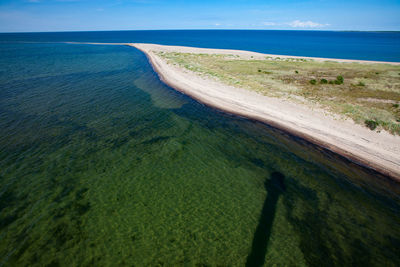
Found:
<box><xmin>158</xmin><ymin>52</ymin><xmax>400</xmax><ymax>135</ymax></box>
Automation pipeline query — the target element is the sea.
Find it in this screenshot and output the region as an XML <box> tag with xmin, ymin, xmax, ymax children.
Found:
<box><xmin>0</xmin><ymin>30</ymin><xmax>399</xmax><ymax>266</ymax></box>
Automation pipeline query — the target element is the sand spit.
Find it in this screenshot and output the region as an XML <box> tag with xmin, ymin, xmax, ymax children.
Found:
<box><xmin>131</xmin><ymin>43</ymin><xmax>400</xmax><ymax>181</ymax></box>
<box><xmin>131</xmin><ymin>43</ymin><xmax>400</xmax><ymax>65</ymax></box>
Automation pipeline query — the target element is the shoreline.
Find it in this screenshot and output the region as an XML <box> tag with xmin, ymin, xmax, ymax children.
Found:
<box><xmin>131</xmin><ymin>43</ymin><xmax>400</xmax><ymax>181</ymax></box>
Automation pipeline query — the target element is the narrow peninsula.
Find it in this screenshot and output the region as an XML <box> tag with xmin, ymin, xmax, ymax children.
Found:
<box><xmin>131</xmin><ymin>43</ymin><xmax>400</xmax><ymax>180</ymax></box>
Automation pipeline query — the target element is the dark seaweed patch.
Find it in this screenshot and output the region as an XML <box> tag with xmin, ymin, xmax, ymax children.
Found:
<box><xmin>74</xmin><ymin>202</ymin><xmax>90</xmax><ymax>216</ymax></box>
<box><xmin>249</xmin><ymin>157</ymin><xmax>265</xmax><ymax>168</ymax></box>
<box><xmin>0</xmin><ymin>214</ymin><xmax>18</xmax><ymax>230</ymax></box>
<box><xmin>75</xmin><ymin>187</ymin><xmax>89</xmax><ymax>200</ymax></box>
<box><xmin>0</xmin><ymin>189</ymin><xmax>16</xmax><ymax>213</ymax></box>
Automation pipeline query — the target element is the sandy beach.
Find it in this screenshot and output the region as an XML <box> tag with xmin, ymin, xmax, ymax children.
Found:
<box><xmin>131</xmin><ymin>43</ymin><xmax>400</xmax><ymax>181</ymax></box>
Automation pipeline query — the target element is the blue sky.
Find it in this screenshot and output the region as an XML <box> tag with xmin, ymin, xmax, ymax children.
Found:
<box><xmin>0</xmin><ymin>0</ymin><xmax>399</xmax><ymax>32</ymax></box>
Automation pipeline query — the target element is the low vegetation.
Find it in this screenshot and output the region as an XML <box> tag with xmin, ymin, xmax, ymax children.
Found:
<box><xmin>365</xmin><ymin>119</ymin><xmax>379</xmax><ymax>130</ymax></box>
<box><xmin>158</xmin><ymin>51</ymin><xmax>400</xmax><ymax>134</ymax></box>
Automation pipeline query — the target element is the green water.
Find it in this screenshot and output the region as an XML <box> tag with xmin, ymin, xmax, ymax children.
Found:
<box><xmin>0</xmin><ymin>43</ymin><xmax>399</xmax><ymax>266</ymax></box>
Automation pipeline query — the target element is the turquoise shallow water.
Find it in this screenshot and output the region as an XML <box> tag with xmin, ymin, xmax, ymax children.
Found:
<box><xmin>0</xmin><ymin>43</ymin><xmax>400</xmax><ymax>266</ymax></box>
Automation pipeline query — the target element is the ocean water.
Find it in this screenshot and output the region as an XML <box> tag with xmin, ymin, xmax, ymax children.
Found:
<box><xmin>0</xmin><ymin>33</ymin><xmax>399</xmax><ymax>266</ymax></box>
<box><xmin>1</xmin><ymin>30</ymin><xmax>400</xmax><ymax>62</ymax></box>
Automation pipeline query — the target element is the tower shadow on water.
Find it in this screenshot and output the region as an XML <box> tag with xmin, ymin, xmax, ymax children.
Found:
<box><xmin>246</xmin><ymin>171</ymin><xmax>286</xmax><ymax>267</ymax></box>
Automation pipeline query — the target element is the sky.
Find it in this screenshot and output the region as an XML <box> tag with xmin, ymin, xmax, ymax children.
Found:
<box><xmin>0</xmin><ymin>0</ymin><xmax>399</xmax><ymax>32</ymax></box>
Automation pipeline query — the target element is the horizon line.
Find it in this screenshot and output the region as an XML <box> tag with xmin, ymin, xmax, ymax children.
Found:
<box><xmin>1</xmin><ymin>29</ymin><xmax>400</xmax><ymax>34</ymax></box>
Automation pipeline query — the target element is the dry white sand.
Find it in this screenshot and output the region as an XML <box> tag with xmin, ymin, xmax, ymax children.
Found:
<box><xmin>131</xmin><ymin>43</ymin><xmax>400</xmax><ymax>181</ymax></box>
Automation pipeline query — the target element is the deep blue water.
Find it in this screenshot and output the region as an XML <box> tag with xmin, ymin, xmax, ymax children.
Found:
<box><xmin>0</xmin><ymin>30</ymin><xmax>399</xmax><ymax>62</ymax></box>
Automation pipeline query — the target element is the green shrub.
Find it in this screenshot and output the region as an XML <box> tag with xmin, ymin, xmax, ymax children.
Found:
<box><xmin>320</xmin><ymin>79</ymin><xmax>328</xmax><ymax>84</ymax></box>
<box><xmin>335</xmin><ymin>75</ymin><xmax>344</xmax><ymax>85</ymax></box>
<box><xmin>393</xmin><ymin>104</ymin><xmax>399</xmax><ymax>108</ymax></box>
<box><xmin>258</xmin><ymin>69</ymin><xmax>262</xmax><ymax>72</ymax></box>
<box><xmin>309</xmin><ymin>79</ymin><xmax>317</xmax><ymax>85</ymax></box>
<box><xmin>295</xmin><ymin>70</ymin><xmax>298</xmax><ymax>74</ymax></box>
<box><xmin>365</xmin><ymin>119</ymin><xmax>379</xmax><ymax>130</ymax></box>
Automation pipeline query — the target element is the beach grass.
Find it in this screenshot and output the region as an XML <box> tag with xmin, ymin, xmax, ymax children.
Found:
<box><xmin>158</xmin><ymin>52</ymin><xmax>400</xmax><ymax>134</ymax></box>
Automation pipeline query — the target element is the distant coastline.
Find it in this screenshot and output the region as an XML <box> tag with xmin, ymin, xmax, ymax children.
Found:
<box><xmin>131</xmin><ymin>43</ymin><xmax>400</xmax><ymax>181</ymax></box>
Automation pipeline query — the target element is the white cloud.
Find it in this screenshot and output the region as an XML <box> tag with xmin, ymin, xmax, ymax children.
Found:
<box><xmin>287</xmin><ymin>20</ymin><xmax>329</xmax><ymax>28</ymax></box>
<box><xmin>261</xmin><ymin>20</ymin><xmax>330</xmax><ymax>28</ymax></box>
<box><xmin>262</xmin><ymin>22</ymin><xmax>277</xmax><ymax>26</ymax></box>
